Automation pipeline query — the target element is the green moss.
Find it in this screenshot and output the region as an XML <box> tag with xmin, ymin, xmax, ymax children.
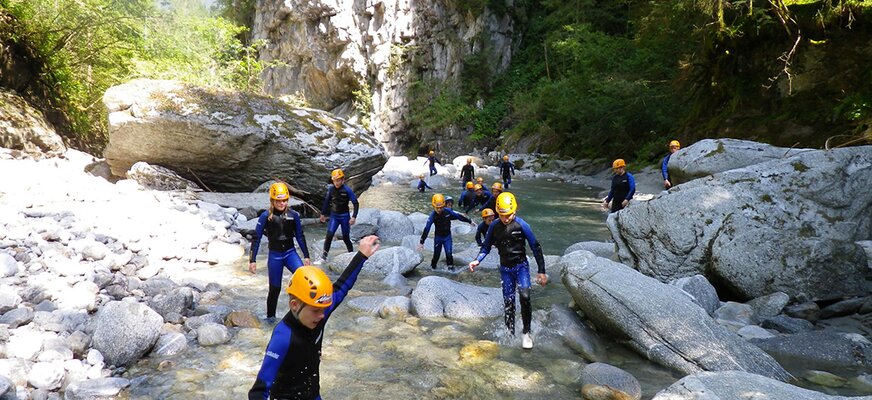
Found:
<box><xmin>792</xmin><ymin>161</ymin><xmax>810</xmax><ymax>172</ymax></box>
<box><xmin>705</xmin><ymin>219</ymin><xmax>713</xmax><ymax>225</ymax></box>
<box><xmin>704</xmin><ymin>141</ymin><xmax>726</xmax><ymax>158</ymax></box>
<box><xmin>759</xmin><ymin>194</ymin><xmax>773</xmax><ymax>203</ymax></box>
<box><xmin>798</xmin><ymin>224</ymin><xmax>816</xmax><ymax>238</ymax></box>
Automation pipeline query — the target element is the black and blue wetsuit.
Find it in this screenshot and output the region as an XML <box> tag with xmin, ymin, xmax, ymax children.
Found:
<box><xmin>475</xmin><ymin>221</ymin><xmax>491</xmax><ymax>246</ymax></box>
<box><xmin>459</xmin><ymin>164</ymin><xmax>475</xmax><ymax>188</ymax></box>
<box><xmin>458</xmin><ymin>189</ymin><xmax>477</xmax><ymax>213</ymax></box>
<box><xmin>499</xmin><ymin>161</ymin><xmax>515</xmax><ymax>188</ymax></box>
<box><xmin>321</xmin><ymin>184</ymin><xmax>360</xmax><ymax>258</ymax></box>
<box><xmin>472</xmin><ymin>191</ymin><xmax>491</xmax><ymax>212</ymax></box>
<box><xmin>425</xmin><ymin>156</ymin><xmax>441</xmax><ymax>176</ymax></box>
<box><xmin>251</xmin><ymin>209</ymin><xmax>310</xmax><ymax>319</ymax></box>
<box><xmin>479</xmin><ymin>191</ymin><xmax>502</xmax><ymax>212</ymax></box>
<box><xmin>249</xmin><ymin>252</ymin><xmax>369</xmax><ymax>400</ymax></box>
<box><xmin>417</xmin><ymin>179</ymin><xmax>432</xmax><ymax>192</ymax></box>
<box><xmin>661</xmin><ymin>153</ymin><xmax>672</xmax><ymax>187</ymax></box>
<box><xmin>605</xmin><ymin>172</ymin><xmax>635</xmax><ymax>213</ymax></box>
<box><xmin>475</xmin><ymin>216</ymin><xmax>545</xmax><ymax>335</ymax></box>
<box><xmin>420</xmin><ymin>208</ymin><xmax>471</xmax><ymax>270</ymax></box>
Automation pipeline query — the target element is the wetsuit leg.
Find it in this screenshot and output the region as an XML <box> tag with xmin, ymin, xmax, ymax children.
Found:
<box><xmin>610</xmin><ymin>198</ymin><xmax>625</xmax><ymax>213</ymax></box>
<box><xmin>431</xmin><ymin>236</ymin><xmax>445</xmax><ymax>269</ymax></box>
<box><xmin>430</xmin><ymin>165</ymin><xmax>437</xmax><ymax>176</ymax></box>
<box><xmin>517</xmin><ymin>262</ymin><xmax>532</xmax><ymax>334</ymax></box>
<box><xmin>266</xmin><ymin>251</ymin><xmax>285</xmax><ymax>318</ymax></box>
<box><xmin>444</xmin><ymin>235</ymin><xmax>454</xmax><ymax>269</ymax></box>
<box><xmin>338</xmin><ymin>215</ymin><xmax>353</xmax><ymax>252</ymax></box>
<box><xmin>499</xmin><ymin>265</ymin><xmax>519</xmax><ymax>334</ymax></box>
<box><xmin>503</xmin><ymin>175</ymin><xmax>511</xmax><ymax>189</ymax></box>
<box><xmin>323</xmin><ymin>217</ymin><xmax>341</xmax><ymax>258</ymax></box>
<box><xmin>283</xmin><ymin>249</ymin><xmax>303</xmax><ymax>274</ymax></box>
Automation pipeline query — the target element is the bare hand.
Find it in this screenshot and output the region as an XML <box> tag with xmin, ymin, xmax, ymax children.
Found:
<box><xmin>358</xmin><ymin>235</ymin><xmax>380</xmax><ymax>258</ymax></box>
<box><xmin>621</xmin><ymin>199</ymin><xmax>629</xmax><ymax>207</ymax></box>
<box><xmin>349</xmin><ymin>217</ymin><xmax>356</xmax><ymax>225</ymax></box>
<box><xmin>319</xmin><ymin>215</ymin><xmax>326</xmax><ymax>223</ymax></box>
<box><xmin>248</xmin><ymin>262</ymin><xmax>256</xmax><ymax>274</ymax></box>
<box><xmin>468</xmin><ymin>260</ymin><xmax>479</xmax><ymax>272</ymax></box>
<box><xmin>536</xmin><ymin>273</ymin><xmax>548</xmax><ymax>286</ymax></box>
<box><xmin>664</xmin><ymin>180</ymin><xmax>671</xmax><ymax>189</ymax></box>
<box><xmin>601</xmin><ymin>200</ymin><xmax>609</xmax><ymax>210</ymax></box>
<box><xmin>303</xmin><ymin>258</ymin><xmax>311</xmax><ymax>265</ymax></box>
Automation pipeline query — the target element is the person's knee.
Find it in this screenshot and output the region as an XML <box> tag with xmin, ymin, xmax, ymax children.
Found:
<box><xmin>519</xmin><ymin>288</ymin><xmax>531</xmax><ymax>302</ymax></box>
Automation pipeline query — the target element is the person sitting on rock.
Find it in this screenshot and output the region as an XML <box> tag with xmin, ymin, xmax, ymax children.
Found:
<box><xmin>417</xmin><ymin>174</ymin><xmax>432</xmax><ymax>192</ymax></box>
<box><xmin>459</xmin><ymin>157</ymin><xmax>476</xmax><ymax>188</ymax></box>
<box><xmin>479</xmin><ymin>182</ymin><xmax>504</xmax><ymax>212</ymax></box>
<box><xmin>469</xmin><ymin>192</ymin><xmax>547</xmax><ymax>349</ymax></box>
<box><xmin>417</xmin><ymin>194</ymin><xmax>474</xmax><ymax>271</ymax></box>
<box><xmin>476</xmin><ymin>208</ymin><xmax>495</xmax><ymax>246</ymax></box>
<box><xmin>602</xmin><ymin>159</ymin><xmax>635</xmax><ymax>213</ymax></box>
<box><xmin>249</xmin><ymin>182</ymin><xmax>311</xmax><ymax>324</ymax></box>
<box><xmin>319</xmin><ymin>169</ymin><xmax>359</xmax><ymax>263</ymax></box>
<box><xmin>662</xmin><ymin>140</ymin><xmax>680</xmax><ymax>189</ymax></box>
<box><xmin>249</xmin><ymin>235</ymin><xmax>380</xmax><ymax>400</ymax></box>
<box><xmin>423</xmin><ymin>150</ymin><xmax>441</xmax><ymax>176</ymax></box>
<box><xmin>458</xmin><ymin>181</ymin><xmax>477</xmax><ymax>213</ymax></box>
<box><xmin>499</xmin><ymin>155</ymin><xmax>516</xmax><ymax>189</ymax></box>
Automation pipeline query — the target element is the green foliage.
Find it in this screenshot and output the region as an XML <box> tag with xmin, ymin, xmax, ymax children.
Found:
<box><xmin>351</xmin><ymin>81</ymin><xmax>373</xmax><ymax>130</ymax></box>
<box><xmin>408</xmin><ymin>80</ymin><xmax>475</xmax><ymax>131</ymax></box>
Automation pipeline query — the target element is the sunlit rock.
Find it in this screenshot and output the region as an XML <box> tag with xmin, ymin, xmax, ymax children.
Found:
<box><xmin>651</xmin><ymin>371</ymin><xmax>862</xmax><ymax>400</ymax></box>
<box><xmin>91</xmin><ymin>301</ymin><xmax>162</xmax><ymax>367</ymax></box>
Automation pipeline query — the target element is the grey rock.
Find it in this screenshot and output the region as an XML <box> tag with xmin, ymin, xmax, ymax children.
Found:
<box><xmin>196</xmin><ymin>322</ymin><xmax>230</xmax><ymax>346</ymax></box>
<box><xmin>670</xmin><ymin>275</ymin><xmax>720</xmax><ymax>316</ymax></box>
<box><xmin>545</xmin><ymin>304</ymin><xmax>607</xmax><ymax>362</ymax></box>
<box><xmin>563</xmin><ymin>241</ymin><xmax>615</xmax><ymax>259</ymax></box>
<box><xmin>375</xmin><ymin>210</ymin><xmax>415</xmax><ymax>242</ymax></box>
<box><xmin>184</xmin><ymin>313</ymin><xmax>224</xmax><ymax>331</ymax></box>
<box><xmin>378</xmin><ymin>296</ymin><xmax>410</xmax><ymax>320</ymax></box>
<box><xmin>125</xmin><ymin>161</ymin><xmax>201</xmax><ymax>191</ymax></box>
<box><xmin>401</xmin><ymin>235</ymin><xmax>432</xmax><ymax>251</ymax></box>
<box><xmin>63</xmin><ymin>377</ymin><xmax>131</xmax><ymax>400</ymax></box>
<box><xmin>139</xmin><ymin>278</ymin><xmax>179</xmax><ymax>297</ymax></box>
<box><xmin>559</xmin><ymin>250</ymin><xmax>790</xmax><ymax>380</ymax></box>
<box><xmin>580</xmin><ymin>362</ymin><xmax>641</xmax><ymax>400</ymax></box>
<box><xmin>27</xmin><ymin>361</ymin><xmax>65</xmax><ymax>390</ymax></box>
<box><xmin>0</xmin><ymin>359</ymin><xmax>28</xmax><ymax>387</ymax></box>
<box><xmin>0</xmin><ymin>253</ymin><xmax>18</xmax><ymax>277</ymax></box>
<box><xmin>652</xmin><ymin>370</ymin><xmax>870</xmax><ymax>400</ymax></box>
<box><xmin>751</xmin><ymin>330</ymin><xmax>872</xmax><ymax>370</ymax></box>
<box><xmin>410</xmin><ymin>276</ymin><xmax>504</xmax><ymax>319</ymax></box>
<box><xmin>0</xmin><ymin>286</ymin><xmax>21</xmax><ymax>314</ymax></box>
<box><xmin>331</xmin><ymin>246</ymin><xmax>421</xmax><ymax>278</ymax></box>
<box><xmin>91</xmin><ymin>301</ymin><xmax>163</xmax><ymax>367</ymax></box>
<box><xmin>737</xmin><ymin>325</ymin><xmax>776</xmax><ymax>340</ymax></box>
<box><xmin>713</xmin><ymin>302</ymin><xmax>756</xmax><ymax>331</ymax></box>
<box><xmin>668</xmin><ymin>139</ymin><xmax>807</xmax><ymax>183</ymax></box>
<box><xmin>346</xmin><ymin>296</ymin><xmax>389</xmax><ymax>314</ymax></box>
<box><xmin>760</xmin><ymin>314</ymin><xmax>815</xmax><ymax>334</ymax></box>
<box><xmin>0</xmin><ymin>307</ymin><xmax>33</xmax><ymax>328</ymax></box>
<box><xmin>66</xmin><ymin>331</ymin><xmax>91</xmax><ymax>357</ymax></box>
<box><xmin>784</xmin><ymin>301</ymin><xmax>821</xmax><ymax>322</ymax></box>
<box><xmin>0</xmin><ymin>375</ymin><xmax>10</xmax><ymax>397</ymax></box>
<box><xmin>0</xmin><ymin>89</ymin><xmax>66</xmax><ymax>154</ymax></box>
<box><xmin>147</xmin><ymin>287</ymin><xmax>194</xmax><ymax>321</ymax></box>
<box><xmin>820</xmin><ymin>297</ymin><xmax>867</xmax><ymax>319</ymax></box>
<box><xmin>103</xmin><ymin>79</ymin><xmax>387</xmax><ymax>204</ymax></box>
<box><xmin>81</xmin><ymin>243</ymin><xmax>108</xmax><ymax>261</ymax></box>
<box><xmin>748</xmin><ymin>292</ymin><xmax>790</xmax><ymax>319</ymax></box>
<box><xmin>610</xmin><ymin>146</ymin><xmax>872</xmax><ymax>301</ymax></box>
<box><xmin>152</xmin><ymin>331</ymin><xmax>187</xmax><ymax>357</ymax></box>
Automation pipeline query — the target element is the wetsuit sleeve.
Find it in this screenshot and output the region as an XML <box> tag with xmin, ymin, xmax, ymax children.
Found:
<box><xmin>321</xmin><ymin>186</ymin><xmax>333</xmax><ymax>215</ymax></box>
<box><xmin>326</xmin><ymin>252</ymin><xmax>369</xmax><ymax>317</ymax></box>
<box><xmin>294</xmin><ymin>211</ymin><xmax>309</xmax><ymax>259</ymax></box>
<box><xmin>420</xmin><ymin>212</ymin><xmax>434</xmax><ymax>244</ymax></box>
<box><xmin>475</xmin><ymin>223</ymin><xmax>485</xmax><ymax>246</ymax></box>
<box><xmin>346</xmin><ymin>186</ymin><xmax>360</xmax><ymax>218</ymax></box>
<box><xmin>435</xmin><ymin>157</ymin><xmax>441</xmax><ymax>165</ymax></box>
<box><xmin>447</xmin><ymin>209</ymin><xmax>471</xmax><ymax>223</ymax></box>
<box><xmin>248</xmin><ymin>323</ymin><xmax>292</xmax><ymax>400</ymax></box>
<box><xmin>425</xmin><ymin>182</ymin><xmax>432</xmax><ymax>189</ymax></box>
<box><xmin>249</xmin><ymin>212</ymin><xmax>269</xmax><ymax>263</ymax></box>
<box><xmin>510</xmin><ymin>162</ymin><xmax>515</xmax><ymax>175</ymax></box>
<box><xmin>519</xmin><ymin>219</ymin><xmax>546</xmax><ymax>274</ymax></box>
<box><xmin>605</xmin><ymin>181</ymin><xmax>614</xmax><ymax>203</ymax></box>
<box><xmin>661</xmin><ymin>155</ymin><xmax>670</xmax><ymax>180</ymax></box>
<box><xmin>626</xmin><ymin>173</ymin><xmax>636</xmax><ymax>201</ymax></box>
<box><xmin>475</xmin><ymin>223</ymin><xmax>496</xmax><ymax>262</ymax></box>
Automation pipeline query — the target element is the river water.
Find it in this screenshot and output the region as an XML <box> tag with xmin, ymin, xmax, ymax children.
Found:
<box><xmin>125</xmin><ymin>177</ymin><xmax>869</xmax><ymax>399</ymax></box>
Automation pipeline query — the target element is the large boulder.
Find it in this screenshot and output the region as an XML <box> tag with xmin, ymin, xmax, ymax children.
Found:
<box><xmin>667</xmin><ymin>138</ymin><xmax>807</xmax><ymax>184</ymax></box>
<box><xmin>652</xmin><ymin>370</ymin><xmax>872</xmax><ymax>400</ymax></box>
<box><xmin>750</xmin><ymin>330</ymin><xmax>872</xmax><ymax>370</ymax></box>
<box><xmin>330</xmin><ymin>246</ymin><xmax>421</xmax><ymax>277</ymax></box>
<box><xmin>102</xmin><ymin>79</ymin><xmax>387</xmax><ymax>204</ymax></box>
<box><xmin>609</xmin><ymin>146</ymin><xmax>872</xmax><ymax>301</ymax></box>
<box><xmin>91</xmin><ymin>301</ymin><xmax>163</xmax><ymax>367</ymax></box>
<box><xmin>375</xmin><ymin>210</ymin><xmax>415</xmax><ymax>243</ymax></box>
<box><xmin>0</xmin><ymin>89</ymin><xmax>66</xmax><ymax>155</ymax></box>
<box><xmin>410</xmin><ymin>276</ymin><xmax>504</xmax><ymax>319</ymax></box>
<box><xmin>559</xmin><ymin>250</ymin><xmax>791</xmax><ymax>381</ymax></box>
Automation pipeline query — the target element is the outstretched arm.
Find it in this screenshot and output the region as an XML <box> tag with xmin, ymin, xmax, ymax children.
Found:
<box><xmin>294</xmin><ymin>211</ymin><xmax>310</xmax><ymax>260</ymax></box>
<box><xmin>327</xmin><ymin>235</ymin><xmax>379</xmax><ymax>317</ymax></box>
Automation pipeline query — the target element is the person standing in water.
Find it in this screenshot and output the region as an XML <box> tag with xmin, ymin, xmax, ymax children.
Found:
<box><xmin>475</xmin><ymin>208</ymin><xmax>495</xmax><ymax>246</ymax></box>
<box><xmin>661</xmin><ymin>140</ymin><xmax>680</xmax><ymax>189</ymax></box>
<box><xmin>458</xmin><ymin>181</ymin><xmax>476</xmax><ymax>212</ymax></box>
<box><xmin>319</xmin><ymin>169</ymin><xmax>359</xmax><ymax>263</ymax></box>
<box><xmin>423</xmin><ymin>150</ymin><xmax>441</xmax><ymax>176</ymax></box>
<box><xmin>418</xmin><ymin>193</ymin><xmax>474</xmax><ymax>271</ymax></box>
<box><xmin>602</xmin><ymin>159</ymin><xmax>635</xmax><ymax>213</ymax></box>
<box><xmin>249</xmin><ymin>182</ymin><xmax>311</xmax><ymax>323</ymax></box>
<box><xmin>479</xmin><ymin>182</ymin><xmax>504</xmax><ymax>212</ymax></box>
<box><xmin>470</xmin><ymin>192</ymin><xmax>547</xmax><ymax>349</ymax></box>
<box><xmin>499</xmin><ymin>155</ymin><xmax>515</xmax><ymax>189</ymax></box>
<box><xmin>459</xmin><ymin>157</ymin><xmax>476</xmax><ymax>188</ymax></box>
<box><xmin>417</xmin><ymin>174</ymin><xmax>432</xmax><ymax>192</ymax></box>
<box><xmin>249</xmin><ymin>235</ymin><xmax>380</xmax><ymax>400</ymax></box>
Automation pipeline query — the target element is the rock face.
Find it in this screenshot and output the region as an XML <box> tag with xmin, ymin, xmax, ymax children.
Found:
<box><xmin>559</xmin><ymin>250</ymin><xmax>791</xmax><ymax>381</ymax></box>
<box><xmin>253</xmin><ymin>0</ymin><xmax>516</xmax><ymax>153</ymax></box>
<box><xmin>652</xmin><ymin>371</ymin><xmax>872</xmax><ymax>400</ymax></box>
<box><xmin>0</xmin><ymin>89</ymin><xmax>66</xmax><ymax>155</ymax></box>
<box><xmin>609</xmin><ymin>146</ymin><xmax>872</xmax><ymax>301</ymax></box>
<box><xmin>103</xmin><ymin>79</ymin><xmax>387</xmax><ymax>203</ymax></box>
<box><xmin>667</xmin><ymin>138</ymin><xmax>807</xmax><ymax>184</ymax></box>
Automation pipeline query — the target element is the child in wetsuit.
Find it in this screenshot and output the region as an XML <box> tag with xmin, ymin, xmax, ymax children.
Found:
<box><xmin>319</xmin><ymin>169</ymin><xmax>360</xmax><ymax>262</ymax></box>
<box><xmin>418</xmin><ymin>193</ymin><xmax>474</xmax><ymax>271</ymax></box>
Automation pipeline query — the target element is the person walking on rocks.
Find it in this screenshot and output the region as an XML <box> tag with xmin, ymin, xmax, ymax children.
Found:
<box><xmin>469</xmin><ymin>192</ymin><xmax>547</xmax><ymax>349</ymax></box>
<box><xmin>423</xmin><ymin>150</ymin><xmax>441</xmax><ymax>176</ymax></box>
<box><xmin>662</xmin><ymin>140</ymin><xmax>680</xmax><ymax>189</ymax></box>
<box><xmin>479</xmin><ymin>182</ymin><xmax>504</xmax><ymax>212</ymax></box>
<box><xmin>417</xmin><ymin>174</ymin><xmax>432</xmax><ymax>192</ymax></box>
<box><xmin>475</xmin><ymin>208</ymin><xmax>495</xmax><ymax>246</ymax></box>
<box><xmin>499</xmin><ymin>155</ymin><xmax>515</xmax><ymax>189</ymax></box>
<box><xmin>459</xmin><ymin>157</ymin><xmax>476</xmax><ymax>188</ymax></box>
<box><xmin>602</xmin><ymin>159</ymin><xmax>635</xmax><ymax>213</ymax></box>
<box><xmin>418</xmin><ymin>193</ymin><xmax>474</xmax><ymax>271</ymax></box>
<box><xmin>249</xmin><ymin>235</ymin><xmax>380</xmax><ymax>400</ymax></box>
<box><xmin>319</xmin><ymin>169</ymin><xmax>359</xmax><ymax>263</ymax></box>
<box><xmin>249</xmin><ymin>182</ymin><xmax>311</xmax><ymax>323</ymax></box>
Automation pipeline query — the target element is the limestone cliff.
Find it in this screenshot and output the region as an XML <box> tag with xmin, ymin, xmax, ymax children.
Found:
<box><xmin>253</xmin><ymin>0</ymin><xmax>516</xmax><ymax>154</ymax></box>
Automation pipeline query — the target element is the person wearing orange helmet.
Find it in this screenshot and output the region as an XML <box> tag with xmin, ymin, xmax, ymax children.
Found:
<box><xmin>249</xmin><ymin>235</ymin><xmax>380</xmax><ymax>400</ymax></box>
<box><xmin>417</xmin><ymin>174</ymin><xmax>432</xmax><ymax>192</ymax></box>
<box><xmin>469</xmin><ymin>192</ymin><xmax>547</xmax><ymax>349</ymax></box>
<box><xmin>418</xmin><ymin>194</ymin><xmax>474</xmax><ymax>271</ymax></box>
<box><xmin>459</xmin><ymin>157</ymin><xmax>476</xmax><ymax>188</ymax></box>
<box><xmin>470</xmin><ymin>183</ymin><xmax>492</xmax><ymax>213</ymax></box>
<box><xmin>458</xmin><ymin>181</ymin><xmax>476</xmax><ymax>212</ymax></box>
<box><xmin>423</xmin><ymin>150</ymin><xmax>441</xmax><ymax>176</ymax></box>
<box><xmin>662</xmin><ymin>140</ymin><xmax>681</xmax><ymax>189</ymax></box>
<box><xmin>475</xmin><ymin>208</ymin><xmax>496</xmax><ymax>246</ymax></box>
<box><xmin>602</xmin><ymin>159</ymin><xmax>635</xmax><ymax>213</ymax></box>
<box><xmin>499</xmin><ymin>155</ymin><xmax>515</xmax><ymax>189</ymax></box>
<box><xmin>249</xmin><ymin>182</ymin><xmax>311</xmax><ymax>323</ymax></box>
<box><xmin>319</xmin><ymin>169</ymin><xmax>360</xmax><ymax>262</ymax></box>
<box><xmin>478</xmin><ymin>182</ymin><xmax>504</xmax><ymax>212</ymax></box>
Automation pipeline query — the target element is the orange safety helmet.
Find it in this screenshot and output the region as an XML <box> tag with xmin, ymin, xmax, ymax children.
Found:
<box><xmin>612</xmin><ymin>159</ymin><xmax>626</xmax><ymax>169</ymax></box>
<box><xmin>481</xmin><ymin>208</ymin><xmax>495</xmax><ymax>218</ymax></box>
<box><xmin>465</xmin><ymin>181</ymin><xmax>474</xmax><ymax>189</ymax></box>
<box><xmin>286</xmin><ymin>266</ymin><xmax>333</xmax><ymax>308</ymax></box>
<box><xmin>431</xmin><ymin>194</ymin><xmax>446</xmax><ymax>208</ymax></box>
<box><xmin>428</xmin><ymin>150</ymin><xmax>435</xmax><ymax>156</ymax></box>
<box><xmin>503</xmin><ymin>155</ymin><xmax>509</xmax><ymax>161</ymax></box>
<box><xmin>495</xmin><ymin>192</ymin><xmax>517</xmax><ymax>216</ymax></box>
<box><xmin>473</xmin><ymin>184</ymin><xmax>483</xmax><ymax>191</ymax></box>
<box><xmin>269</xmin><ymin>182</ymin><xmax>290</xmax><ymax>201</ymax></box>
<box><xmin>669</xmin><ymin>140</ymin><xmax>681</xmax><ymax>148</ymax></box>
<box><xmin>476</xmin><ymin>177</ymin><xmax>484</xmax><ymax>184</ymax></box>
<box><xmin>331</xmin><ymin>169</ymin><xmax>345</xmax><ymax>180</ymax></box>
<box><xmin>491</xmin><ymin>182</ymin><xmax>503</xmax><ymax>191</ymax></box>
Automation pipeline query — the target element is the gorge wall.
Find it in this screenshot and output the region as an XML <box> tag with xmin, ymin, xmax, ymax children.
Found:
<box><xmin>252</xmin><ymin>0</ymin><xmax>517</xmax><ymax>155</ymax></box>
